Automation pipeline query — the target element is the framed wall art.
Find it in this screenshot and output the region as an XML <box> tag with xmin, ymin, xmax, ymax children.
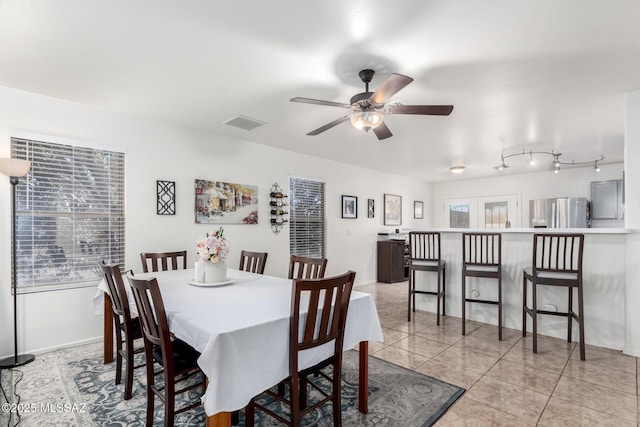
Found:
<box><xmin>414</xmin><ymin>201</ymin><xmax>424</xmax><ymax>219</ymax></box>
<box><xmin>384</xmin><ymin>194</ymin><xmax>402</xmax><ymax>226</ymax></box>
<box><xmin>367</xmin><ymin>199</ymin><xmax>375</xmax><ymax>218</ymax></box>
<box><xmin>157</xmin><ymin>180</ymin><xmax>176</xmax><ymax>215</ymax></box>
<box><xmin>341</xmin><ymin>195</ymin><xmax>357</xmax><ymax>219</ymax></box>
<box><xmin>195</xmin><ymin>179</ymin><xmax>258</xmax><ymax>224</ymax></box>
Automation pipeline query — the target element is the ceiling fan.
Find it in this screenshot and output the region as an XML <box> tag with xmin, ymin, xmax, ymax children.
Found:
<box><xmin>290</xmin><ymin>69</ymin><xmax>453</xmax><ymax>140</ymax></box>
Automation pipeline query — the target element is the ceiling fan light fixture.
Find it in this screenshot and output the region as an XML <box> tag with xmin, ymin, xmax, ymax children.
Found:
<box><xmin>350</xmin><ymin>111</ymin><xmax>383</xmax><ymax>132</ymax></box>
<box><xmin>450</xmin><ymin>164</ymin><xmax>465</xmax><ymax>174</ymax></box>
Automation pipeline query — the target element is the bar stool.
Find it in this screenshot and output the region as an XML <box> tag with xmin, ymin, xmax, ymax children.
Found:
<box><xmin>408</xmin><ymin>232</ymin><xmax>446</xmax><ymax>325</ymax></box>
<box><xmin>462</xmin><ymin>232</ymin><xmax>503</xmax><ymax>340</ymax></box>
<box><xmin>523</xmin><ymin>233</ymin><xmax>585</xmax><ymax>360</ymax></box>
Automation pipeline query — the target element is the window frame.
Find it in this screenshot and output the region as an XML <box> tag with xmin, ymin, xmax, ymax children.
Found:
<box><xmin>10</xmin><ymin>134</ymin><xmax>125</xmax><ymax>294</ymax></box>
<box><xmin>289</xmin><ymin>176</ymin><xmax>326</xmax><ymax>259</ymax></box>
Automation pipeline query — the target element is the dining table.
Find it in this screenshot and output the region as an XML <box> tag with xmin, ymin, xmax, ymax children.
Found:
<box><xmin>95</xmin><ymin>267</ymin><xmax>384</xmax><ymax>427</ymax></box>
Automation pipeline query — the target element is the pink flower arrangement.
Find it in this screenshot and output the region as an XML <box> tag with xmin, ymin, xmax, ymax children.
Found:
<box><xmin>196</xmin><ymin>227</ymin><xmax>229</xmax><ymax>263</ymax></box>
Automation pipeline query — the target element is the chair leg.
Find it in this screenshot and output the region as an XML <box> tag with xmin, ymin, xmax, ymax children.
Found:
<box><xmin>442</xmin><ymin>265</ymin><xmax>446</xmax><ymax>317</ymax></box>
<box><xmin>436</xmin><ymin>269</ymin><xmax>441</xmax><ymax>326</ymax></box>
<box><xmin>164</xmin><ymin>373</ymin><xmax>175</xmax><ymax>427</ymax></box>
<box><xmin>461</xmin><ymin>272</ymin><xmax>466</xmax><ymax>335</ymax></box>
<box><xmin>407</xmin><ymin>270</ymin><xmax>413</xmax><ymax>321</ymax></box>
<box><xmin>290</xmin><ymin>375</ymin><xmax>301</xmax><ymax>427</ymax></box>
<box><xmin>115</xmin><ymin>329</ymin><xmax>123</xmax><ymax>386</ymax></box>
<box><xmin>567</xmin><ymin>286</ymin><xmax>573</xmax><ymax>343</ymax></box>
<box><xmin>245</xmin><ymin>400</ymin><xmax>255</xmax><ymax>427</ymax></box>
<box><xmin>532</xmin><ymin>281</ymin><xmax>538</xmax><ymax>354</ymax></box>
<box><xmin>332</xmin><ymin>365</ymin><xmax>342</xmax><ymax>427</ymax></box>
<box><xmin>577</xmin><ymin>282</ymin><xmax>586</xmax><ymax>360</ymax></box>
<box><xmin>522</xmin><ymin>275</ymin><xmax>527</xmax><ymax>337</ymax></box>
<box><xmin>123</xmin><ymin>340</ymin><xmax>135</xmax><ymax>400</ymax></box>
<box><xmin>145</xmin><ymin>380</ymin><xmax>155</xmax><ymax>427</ymax></box>
<box><xmin>498</xmin><ymin>274</ymin><xmax>503</xmax><ymax>341</ymax></box>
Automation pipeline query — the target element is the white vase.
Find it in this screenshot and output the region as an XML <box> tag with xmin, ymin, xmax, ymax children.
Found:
<box><xmin>205</xmin><ymin>261</ymin><xmax>227</xmax><ymax>283</ymax></box>
<box><xmin>194</xmin><ymin>260</ymin><xmax>206</xmax><ymax>282</ymax></box>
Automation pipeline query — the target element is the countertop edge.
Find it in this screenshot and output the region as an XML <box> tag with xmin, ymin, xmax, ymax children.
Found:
<box><xmin>400</xmin><ymin>227</ymin><xmax>630</xmax><ymax>235</ymax></box>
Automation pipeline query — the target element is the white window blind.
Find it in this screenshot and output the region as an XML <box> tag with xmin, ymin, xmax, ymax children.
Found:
<box><xmin>289</xmin><ymin>177</ymin><xmax>326</xmax><ymax>258</ymax></box>
<box><xmin>11</xmin><ymin>137</ymin><xmax>125</xmax><ymax>293</ymax></box>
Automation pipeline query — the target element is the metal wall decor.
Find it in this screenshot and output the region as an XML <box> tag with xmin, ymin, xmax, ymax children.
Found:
<box><xmin>157</xmin><ymin>180</ymin><xmax>176</xmax><ymax>215</ymax></box>
<box><xmin>367</xmin><ymin>199</ymin><xmax>375</xmax><ymax>218</ymax></box>
<box><xmin>270</xmin><ymin>182</ymin><xmax>289</xmax><ymax>234</ymax></box>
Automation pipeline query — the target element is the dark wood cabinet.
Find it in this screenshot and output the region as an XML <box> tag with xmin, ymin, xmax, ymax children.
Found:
<box><xmin>377</xmin><ymin>240</ymin><xmax>409</xmax><ymax>283</ymax></box>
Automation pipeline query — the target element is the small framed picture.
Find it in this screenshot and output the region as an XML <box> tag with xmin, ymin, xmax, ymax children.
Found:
<box><xmin>367</xmin><ymin>199</ymin><xmax>375</xmax><ymax>218</ymax></box>
<box><xmin>414</xmin><ymin>201</ymin><xmax>424</xmax><ymax>219</ymax></box>
<box><xmin>341</xmin><ymin>195</ymin><xmax>358</xmax><ymax>219</ymax></box>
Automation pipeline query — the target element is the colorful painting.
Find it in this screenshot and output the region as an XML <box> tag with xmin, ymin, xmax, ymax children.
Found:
<box><xmin>195</xmin><ymin>179</ymin><xmax>258</xmax><ymax>224</ymax></box>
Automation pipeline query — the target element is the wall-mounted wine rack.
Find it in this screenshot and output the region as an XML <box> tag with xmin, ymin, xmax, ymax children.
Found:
<box><xmin>269</xmin><ymin>182</ymin><xmax>289</xmax><ymax>234</ymax></box>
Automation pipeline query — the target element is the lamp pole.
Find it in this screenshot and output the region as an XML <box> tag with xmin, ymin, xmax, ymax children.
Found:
<box><xmin>0</xmin><ymin>158</ymin><xmax>35</xmax><ymax>369</ymax></box>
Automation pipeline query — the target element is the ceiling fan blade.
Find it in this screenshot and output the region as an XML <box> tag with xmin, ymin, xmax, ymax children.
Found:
<box><xmin>290</xmin><ymin>97</ymin><xmax>351</xmax><ymax>108</ymax></box>
<box><xmin>370</xmin><ymin>73</ymin><xmax>414</xmax><ymax>104</ymax></box>
<box><xmin>306</xmin><ymin>115</ymin><xmax>351</xmax><ymax>135</ymax></box>
<box><xmin>387</xmin><ymin>105</ymin><xmax>454</xmax><ymax>115</ymax></box>
<box><xmin>373</xmin><ymin>122</ymin><xmax>393</xmax><ymax>140</ymax></box>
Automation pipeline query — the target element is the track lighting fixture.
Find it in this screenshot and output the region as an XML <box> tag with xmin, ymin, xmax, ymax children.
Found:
<box><xmin>495</xmin><ymin>149</ymin><xmax>605</xmax><ymax>173</ymax></box>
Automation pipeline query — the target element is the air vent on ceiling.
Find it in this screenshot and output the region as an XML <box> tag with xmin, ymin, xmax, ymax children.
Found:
<box><xmin>223</xmin><ymin>115</ymin><xmax>267</xmax><ymax>131</ymax></box>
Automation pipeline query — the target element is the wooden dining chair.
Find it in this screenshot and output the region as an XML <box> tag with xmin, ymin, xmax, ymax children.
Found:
<box><xmin>140</xmin><ymin>251</ymin><xmax>187</xmax><ymax>273</ymax></box>
<box><xmin>100</xmin><ymin>262</ymin><xmax>144</xmax><ymax>400</ymax></box>
<box><xmin>462</xmin><ymin>233</ymin><xmax>503</xmax><ymax>340</ymax></box>
<box><xmin>245</xmin><ymin>271</ymin><xmax>356</xmax><ymax>427</ymax></box>
<box><xmin>126</xmin><ymin>273</ymin><xmax>205</xmax><ymax>427</ymax></box>
<box><xmin>523</xmin><ymin>233</ymin><xmax>586</xmax><ymax>360</ymax></box>
<box><xmin>408</xmin><ymin>232</ymin><xmax>446</xmax><ymax>324</ymax></box>
<box><xmin>238</xmin><ymin>250</ymin><xmax>268</xmax><ymax>274</ymax></box>
<box><xmin>288</xmin><ymin>255</ymin><xmax>327</xmax><ymax>279</ymax></box>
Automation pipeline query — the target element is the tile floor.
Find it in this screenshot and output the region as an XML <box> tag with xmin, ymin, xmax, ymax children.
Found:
<box><xmin>355</xmin><ymin>281</ymin><xmax>640</xmax><ymax>426</ymax></box>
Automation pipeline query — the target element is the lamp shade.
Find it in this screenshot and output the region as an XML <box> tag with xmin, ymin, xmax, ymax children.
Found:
<box><xmin>0</xmin><ymin>158</ymin><xmax>31</xmax><ymax>178</ymax></box>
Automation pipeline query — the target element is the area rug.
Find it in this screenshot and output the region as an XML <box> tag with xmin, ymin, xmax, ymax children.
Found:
<box><xmin>2</xmin><ymin>342</ymin><xmax>464</xmax><ymax>426</ymax></box>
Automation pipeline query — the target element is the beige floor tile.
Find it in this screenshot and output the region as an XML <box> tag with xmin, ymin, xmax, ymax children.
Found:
<box><xmin>430</xmin><ymin>346</ymin><xmax>499</xmax><ymax>374</ymax></box>
<box><xmin>538</xmin><ymin>396</ymin><xmax>637</xmax><ymax>427</ymax></box>
<box><xmin>552</xmin><ymin>376</ymin><xmax>637</xmax><ymax>422</ymax></box>
<box><xmin>372</xmin><ymin>345</ymin><xmax>430</xmax><ymax>370</ymax></box>
<box><xmin>503</xmin><ymin>343</ymin><xmax>569</xmax><ymax>374</ymax></box>
<box><xmin>468</xmin><ymin>324</ymin><xmax>522</xmax><ymax>345</ymax></box>
<box><xmin>518</xmin><ymin>334</ymin><xmax>575</xmax><ymax>359</ymax></box>
<box><xmin>380</xmin><ymin>317</ymin><xmax>431</xmax><ymax>335</ymax></box>
<box><xmin>416</xmin><ymin>357</ymin><xmax>485</xmax><ymax>390</ymax></box>
<box><xmin>392</xmin><ymin>335</ymin><xmax>450</xmax><ymax>359</ymax></box>
<box><xmin>414</xmin><ymin>321</ymin><xmax>466</xmax><ymax>345</ymax></box>
<box><xmin>465</xmin><ymin>376</ymin><xmax>549</xmax><ymax>422</ymax></box>
<box><xmin>562</xmin><ymin>358</ymin><xmax>637</xmax><ymax>394</ymax></box>
<box><xmin>485</xmin><ymin>359</ymin><xmax>560</xmax><ymax>395</ymax></box>
<box><xmin>379</xmin><ymin>326</ymin><xmax>410</xmax><ymax>345</ymax></box>
<box><xmin>453</xmin><ymin>334</ymin><xmax>514</xmax><ymax>359</ymax></box>
<box><xmin>435</xmin><ymin>395</ymin><xmax>535</xmax><ymax>426</ymax></box>
<box><xmin>571</xmin><ymin>344</ymin><xmax>637</xmax><ymax>374</ymax></box>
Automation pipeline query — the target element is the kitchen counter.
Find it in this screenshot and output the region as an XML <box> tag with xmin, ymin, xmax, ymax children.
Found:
<box><xmin>405</xmin><ymin>227</ymin><xmax>628</xmax><ymax>234</ymax></box>
<box><xmin>403</xmin><ymin>228</ymin><xmax>628</xmax><ymax>351</ymax></box>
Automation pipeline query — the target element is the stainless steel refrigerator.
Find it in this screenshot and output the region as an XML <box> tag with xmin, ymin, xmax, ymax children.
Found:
<box><xmin>529</xmin><ymin>198</ymin><xmax>590</xmax><ymax>228</ymax></box>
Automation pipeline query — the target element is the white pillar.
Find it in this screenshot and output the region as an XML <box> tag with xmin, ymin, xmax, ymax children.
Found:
<box><xmin>623</xmin><ymin>90</ymin><xmax>640</xmax><ymax>356</ymax></box>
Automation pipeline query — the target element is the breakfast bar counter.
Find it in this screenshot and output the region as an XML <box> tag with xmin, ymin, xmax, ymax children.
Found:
<box><xmin>405</xmin><ymin>228</ymin><xmax>629</xmax><ymax>351</ymax></box>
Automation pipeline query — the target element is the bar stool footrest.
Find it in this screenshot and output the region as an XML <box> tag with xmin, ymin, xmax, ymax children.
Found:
<box><xmin>464</xmin><ymin>298</ymin><xmax>499</xmax><ymax>305</ymax></box>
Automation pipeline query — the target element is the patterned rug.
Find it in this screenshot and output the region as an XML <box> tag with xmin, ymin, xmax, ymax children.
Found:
<box><xmin>1</xmin><ymin>342</ymin><xmax>464</xmax><ymax>426</ymax></box>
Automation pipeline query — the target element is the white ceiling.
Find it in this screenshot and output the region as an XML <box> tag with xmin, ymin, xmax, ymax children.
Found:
<box><xmin>1</xmin><ymin>0</ymin><xmax>638</xmax><ymax>182</ymax></box>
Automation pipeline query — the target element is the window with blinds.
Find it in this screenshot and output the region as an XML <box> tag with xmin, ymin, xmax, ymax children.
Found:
<box><xmin>11</xmin><ymin>137</ymin><xmax>125</xmax><ymax>293</ymax></box>
<box><xmin>289</xmin><ymin>177</ymin><xmax>326</xmax><ymax>258</ymax></box>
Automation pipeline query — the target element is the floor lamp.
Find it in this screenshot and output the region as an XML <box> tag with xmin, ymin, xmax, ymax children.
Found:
<box><xmin>0</xmin><ymin>157</ymin><xmax>35</xmax><ymax>369</ymax></box>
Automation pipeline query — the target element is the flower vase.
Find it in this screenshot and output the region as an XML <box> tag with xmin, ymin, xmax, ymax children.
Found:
<box><xmin>205</xmin><ymin>261</ymin><xmax>227</xmax><ymax>283</ymax></box>
<box><xmin>194</xmin><ymin>260</ymin><xmax>206</xmax><ymax>282</ymax></box>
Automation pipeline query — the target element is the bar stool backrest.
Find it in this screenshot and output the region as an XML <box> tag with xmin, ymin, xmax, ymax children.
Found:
<box><xmin>532</xmin><ymin>233</ymin><xmax>584</xmax><ymax>276</ymax></box>
<box><xmin>409</xmin><ymin>232</ymin><xmax>441</xmax><ymax>262</ymax></box>
<box><xmin>463</xmin><ymin>233</ymin><xmax>501</xmax><ymax>267</ymax></box>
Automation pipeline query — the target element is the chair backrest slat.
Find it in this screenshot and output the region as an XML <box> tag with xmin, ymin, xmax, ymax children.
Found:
<box><xmin>288</xmin><ymin>255</ymin><xmax>328</xmax><ymax>279</ymax></box>
<box><xmin>140</xmin><ymin>251</ymin><xmax>187</xmax><ymax>273</ymax></box>
<box><xmin>463</xmin><ymin>232</ymin><xmax>502</xmax><ymax>266</ymax></box>
<box><xmin>238</xmin><ymin>250</ymin><xmax>268</xmax><ymax>274</ymax></box>
<box><xmin>409</xmin><ymin>232</ymin><xmax>441</xmax><ymax>261</ymax></box>
<box><xmin>533</xmin><ymin>233</ymin><xmax>584</xmax><ymax>274</ymax></box>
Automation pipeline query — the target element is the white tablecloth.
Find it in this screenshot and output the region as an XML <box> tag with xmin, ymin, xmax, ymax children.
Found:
<box><xmin>95</xmin><ymin>268</ymin><xmax>383</xmax><ymax>415</ymax></box>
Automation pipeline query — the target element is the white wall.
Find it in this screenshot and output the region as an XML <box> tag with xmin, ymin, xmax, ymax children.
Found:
<box><xmin>624</xmin><ymin>89</ymin><xmax>640</xmax><ymax>356</ymax></box>
<box><xmin>430</xmin><ymin>163</ymin><xmax>624</xmax><ymax>228</ymax></box>
<box><xmin>0</xmin><ymin>85</ymin><xmax>432</xmax><ymax>357</ymax></box>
